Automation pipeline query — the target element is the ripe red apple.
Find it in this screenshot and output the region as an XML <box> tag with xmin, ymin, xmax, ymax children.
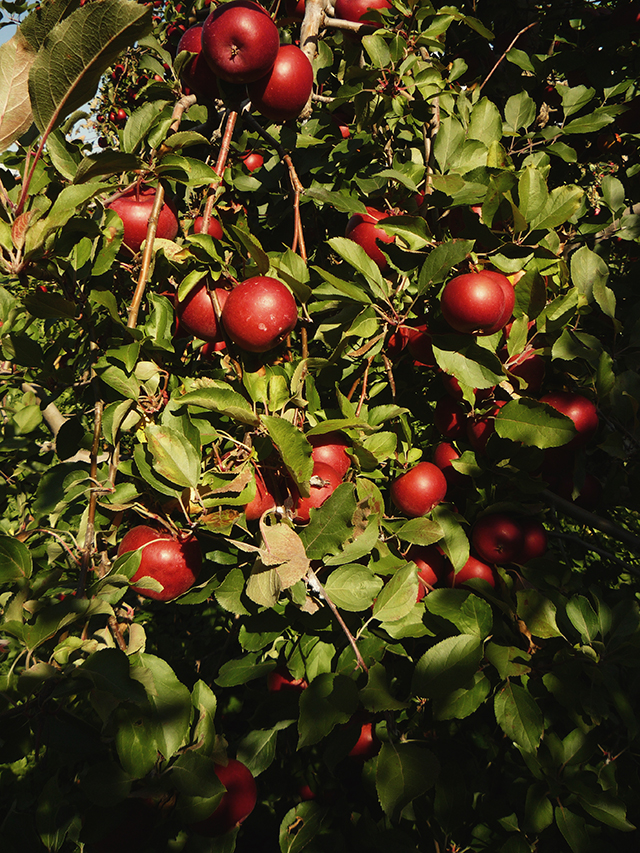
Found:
<box><xmin>331</xmin><ymin>111</ymin><xmax>351</xmax><ymax>138</ymax></box>
<box><xmin>334</xmin><ymin>0</ymin><xmax>392</xmax><ymax>24</ymax></box>
<box><xmin>391</xmin><ymin>461</ymin><xmax>447</xmax><ymax>518</ymax></box>
<box><xmin>514</xmin><ymin>518</ymin><xmax>548</xmax><ymax>563</ymax></box>
<box><xmin>539</xmin><ymin>391</ymin><xmax>598</xmax><ymax>448</ymax></box>
<box><xmin>554</xmin><ymin>472</ymin><xmax>602</xmax><ymax>510</ymax></box>
<box><xmin>345</xmin><ymin>207</ymin><xmax>395</xmax><ymax>270</ymax></box>
<box><xmin>347</xmin><ymin>721</ymin><xmax>380</xmax><ymax>760</ymax></box>
<box><xmin>176</xmin><ymin>281</ymin><xmax>229</xmax><ymax>343</ymax></box>
<box><xmin>191</xmin><ymin>759</ymin><xmax>257</xmax><ymax>837</ymax></box>
<box><xmin>220</xmin><ymin>276</ymin><xmax>298</xmax><ymax>352</ymax></box>
<box><xmin>308</xmin><ymin>431</ymin><xmax>351</xmax><ymax>478</ymax></box>
<box><xmin>247</xmin><ymin>45</ymin><xmax>313</xmax><ymax>122</ymax></box>
<box><xmin>292</xmin><ymin>461</ymin><xmax>342</xmax><ymax>523</ymax></box>
<box><xmin>117</xmin><ymin>525</ymin><xmax>202</xmax><ymax>601</ymax></box>
<box><xmin>244</xmin><ymin>467</ymin><xmax>276</xmax><ymax>521</ymax></box>
<box><xmin>479</xmin><ymin>270</ymin><xmax>516</xmax><ymax>334</ymax></box>
<box><xmin>471</xmin><ymin>514</ymin><xmax>524</xmax><ymax>564</ymax></box>
<box><xmin>466</xmin><ymin>400</ymin><xmax>507</xmax><ymax>452</ymax></box>
<box><xmin>407</xmin><ymin>324</ymin><xmax>436</xmax><ymax>367</ymax></box>
<box><xmin>177</xmin><ymin>23</ymin><xmax>220</xmax><ymax>99</ymax></box>
<box><xmin>108</xmin><ymin>186</ymin><xmax>179</xmax><ymax>253</ymax></box>
<box><xmin>445</xmin><ymin>555</ymin><xmax>496</xmax><ymax>589</ymax></box>
<box><xmin>504</xmin><ymin>349</ymin><xmax>545</xmax><ymax>394</ymax></box>
<box><xmin>241</xmin><ymin>151</ymin><xmax>264</xmax><ymax>171</ymax></box>
<box><xmin>434</xmin><ymin>396</ymin><xmax>468</xmax><ymax>441</ymax></box>
<box><xmin>432</xmin><ymin>441</ymin><xmax>468</xmax><ymax>490</ymax></box>
<box><xmin>193</xmin><ymin>215</ymin><xmax>223</xmax><ymax>239</ymax></box>
<box><xmin>407</xmin><ymin>544</ymin><xmax>448</xmax><ymax>601</ymax></box>
<box><xmin>285</xmin><ymin>0</ymin><xmax>305</xmax><ymax>19</ymax></box>
<box><xmin>201</xmin><ymin>0</ymin><xmax>280</xmax><ymax>84</ymax></box>
<box><xmin>267</xmin><ymin>665</ymin><xmax>308</xmax><ymax>692</ymax></box>
<box><xmin>440</xmin><ymin>271</ymin><xmax>509</xmax><ymax>335</ymax></box>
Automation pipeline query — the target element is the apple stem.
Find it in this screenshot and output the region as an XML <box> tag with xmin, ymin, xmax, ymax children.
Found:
<box><xmin>306</xmin><ymin>567</ymin><xmax>368</xmax><ymax>672</ymax></box>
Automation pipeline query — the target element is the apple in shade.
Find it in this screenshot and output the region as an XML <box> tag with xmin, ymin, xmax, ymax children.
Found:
<box><xmin>108</xmin><ymin>186</ymin><xmax>179</xmax><ymax>253</ymax></box>
<box><xmin>308</xmin><ymin>431</ymin><xmax>351</xmax><ymax>478</ymax></box>
<box><xmin>471</xmin><ymin>514</ymin><xmax>524</xmax><ymax>564</ymax></box>
<box><xmin>334</xmin><ymin>0</ymin><xmax>391</xmax><ymax>24</ymax></box>
<box><xmin>193</xmin><ymin>215</ymin><xmax>223</xmax><ymax>239</ymax></box>
<box><xmin>504</xmin><ymin>349</ymin><xmax>545</xmax><ymax>394</ymax></box>
<box><xmin>514</xmin><ymin>518</ymin><xmax>547</xmax><ymax>563</ymax></box>
<box><xmin>267</xmin><ymin>665</ymin><xmax>308</xmax><ymax>692</ymax></box>
<box><xmin>539</xmin><ymin>391</ymin><xmax>598</xmax><ymax>448</ymax></box>
<box><xmin>555</xmin><ymin>471</ymin><xmax>602</xmax><ymax>510</ymax></box>
<box><xmin>406</xmin><ymin>544</ymin><xmax>448</xmax><ymax>601</ymax></box>
<box><xmin>117</xmin><ymin>525</ymin><xmax>202</xmax><ymax>601</ymax></box>
<box><xmin>347</xmin><ymin>721</ymin><xmax>380</xmax><ymax>760</ymax></box>
<box><xmin>247</xmin><ymin>45</ymin><xmax>314</xmax><ymax>122</ymax></box>
<box><xmin>345</xmin><ymin>207</ymin><xmax>395</xmax><ymax>270</ymax></box>
<box><xmin>191</xmin><ymin>759</ymin><xmax>257</xmax><ymax>837</ymax></box>
<box><xmin>445</xmin><ymin>555</ymin><xmax>496</xmax><ymax>589</ymax></box>
<box><xmin>292</xmin><ymin>461</ymin><xmax>342</xmax><ymax>523</ymax></box>
<box><xmin>220</xmin><ymin>276</ymin><xmax>298</xmax><ymax>352</ymax></box>
<box><xmin>434</xmin><ymin>395</ymin><xmax>468</xmax><ymax>441</ymax></box>
<box><xmin>433</xmin><ymin>441</ymin><xmax>468</xmax><ymax>490</ymax></box>
<box><xmin>176</xmin><ymin>281</ymin><xmax>229</xmax><ymax>343</ymax></box>
<box><xmin>407</xmin><ymin>325</ymin><xmax>436</xmax><ymax>367</ymax></box>
<box><xmin>466</xmin><ymin>400</ymin><xmax>507</xmax><ymax>452</ymax></box>
<box><xmin>201</xmin><ymin>0</ymin><xmax>280</xmax><ymax>84</ymax></box>
<box><xmin>243</xmin><ymin>467</ymin><xmax>276</xmax><ymax>521</ymax></box>
<box><xmin>391</xmin><ymin>462</ymin><xmax>447</xmax><ymax>518</ymax></box>
<box><xmin>176</xmin><ymin>24</ymin><xmax>220</xmax><ymax>100</ymax></box>
<box><xmin>241</xmin><ymin>151</ymin><xmax>264</xmax><ymax>171</ymax></box>
<box><xmin>440</xmin><ymin>271</ymin><xmax>511</xmax><ymax>335</ymax></box>
<box><xmin>285</xmin><ymin>0</ymin><xmax>305</xmax><ymax>19</ymax></box>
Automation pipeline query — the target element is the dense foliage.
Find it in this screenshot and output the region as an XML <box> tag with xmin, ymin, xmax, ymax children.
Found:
<box><xmin>1</xmin><ymin>0</ymin><xmax>640</xmax><ymax>850</ymax></box>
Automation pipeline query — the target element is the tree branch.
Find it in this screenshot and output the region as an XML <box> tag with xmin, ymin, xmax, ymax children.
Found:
<box><xmin>306</xmin><ymin>566</ymin><xmax>368</xmax><ymax>672</ymax></box>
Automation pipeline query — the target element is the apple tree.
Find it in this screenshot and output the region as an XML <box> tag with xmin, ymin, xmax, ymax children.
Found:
<box><xmin>1</xmin><ymin>0</ymin><xmax>640</xmax><ymax>850</ymax></box>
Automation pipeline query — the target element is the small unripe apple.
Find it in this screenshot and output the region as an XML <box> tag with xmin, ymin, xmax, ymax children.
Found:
<box><xmin>292</xmin><ymin>461</ymin><xmax>342</xmax><ymax>523</ymax></box>
<box><xmin>308</xmin><ymin>431</ymin><xmax>351</xmax><ymax>478</ymax></box>
<box><xmin>117</xmin><ymin>525</ymin><xmax>202</xmax><ymax>601</ymax></box>
<box><xmin>471</xmin><ymin>513</ymin><xmax>524</xmax><ymax>564</ymax></box>
<box><xmin>247</xmin><ymin>45</ymin><xmax>313</xmax><ymax>122</ymax></box>
<box><xmin>220</xmin><ymin>276</ymin><xmax>298</xmax><ymax>352</ymax></box>
<box><xmin>345</xmin><ymin>207</ymin><xmax>395</xmax><ymax>270</ymax></box>
<box><xmin>391</xmin><ymin>462</ymin><xmax>447</xmax><ymax>518</ymax></box>
<box><xmin>201</xmin><ymin>0</ymin><xmax>280</xmax><ymax>84</ymax></box>
<box><xmin>190</xmin><ymin>759</ymin><xmax>257</xmax><ymax>837</ymax></box>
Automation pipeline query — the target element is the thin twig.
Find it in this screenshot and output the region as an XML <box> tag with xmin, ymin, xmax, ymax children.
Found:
<box><xmin>542</xmin><ymin>489</ymin><xmax>640</xmax><ymax>554</ymax></box>
<box><xmin>307</xmin><ymin>567</ymin><xmax>368</xmax><ymax>672</ymax></box>
<box><xmin>201</xmin><ymin>109</ymin><xmax>238</xmax><ymax>235</ymax></box>
<box><xmin>126</xmin><ymin>183</ymin><xmax>165</xmax><ymax>329</ymax></box>
<box><xmin>478</xmin><ymin>22</ymin><xmax>538</xmax><ymax>94</ymax></box>
<box><xmin>355</xmin><ymin>355</ymin><xmax>374</xmax><ymax>418</ymax></box>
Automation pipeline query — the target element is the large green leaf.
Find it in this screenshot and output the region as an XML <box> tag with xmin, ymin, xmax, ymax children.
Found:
<box><xmin>0</xmin><ymin>535</ymin><xmax>33</xmax><ymax>583</ymax></box>
<box><xmin>494</xmin><ymin>398</ymin><xmax>576</xmax><ymax>447</ymax></box>
<box><xmin>0</xmin><ymin>32</ymin><xmax>36</xmax><ymax>152</ymax></box>
<box><xmin>179</xmin><ymin>381</ymin><xmax>260</xmax><ymax>427</ymax></box>
<box><xmin>372</xmin><ymin>562</ymin><xmax>419</xmax><ymax>623</ymax></box>
<box><xmin>323</xmin><ymin>563</ymin><xmax>383</xmax><ymax>612</ymax></box>
<box><xmin>297</xmin><ymin>672</ymin><xmax>359</xmax><ymax>749</ymax></box>
<box><xmin>145</xmin><ymin>424</ymin><xmax>201</xmax><ymax>489</ymax></box>
<box><xmin>376</xmin><ymin>742</ymin><xmax>439</xmax><ymax>819</ymax></box>
<box><xmin>494</xmin><ymin>681</ymin><xmax>543</xmax><ymax>753</ymax></box>
<box><xmin>261</xmin><ymin>415</ymin><xmax>313</xmax><ymax>494</ymax></box>
<box><xmin>412</xmin><ymin>634</ymin><xmax>483</xmax><ymax>699</ymax></box>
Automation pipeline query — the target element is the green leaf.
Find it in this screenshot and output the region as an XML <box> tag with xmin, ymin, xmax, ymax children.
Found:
<box><xmin>530</xmin><ymin>185</ymin><xmax>583</xmax><ymax>230</ymax></box>
<box><xmin>395</xmin><ymin>517</ymin><xmax>444</xmax><ymax>546</ymax></box>
<box><xmin>327</xmin><ymin>236</ymin><xmax>390</xmax><ymax>302</ymax></box>
<box><xmin>417</xmin><ymin>240</ymin><xmax>474</xmax><ymax>295</ymax></box>
<box><xmin>494</xmin><ymin>681</ymin><xmax>543</xmax><ymax>753</ymax></box>
<box><xmin>412</xmin><ymin>634</ymin><xmax>483</xmax><ymax>699</ymax></box>
<box><xmin>0</xmin><ymin>535</ymin><xmax>33</xmax><ymax>583</ymax></box>
<box><xmin>566</xmin><ymin>595</ymin><xmax>599</xmax><ymax>643</ymax></box>
<box><xmin>74</xmin><ymin>150</ymin><xmax>143</xmax><ymax>183</ymax></box>
<box><xmin>432</xmin><ymin>505</ymin><xmax>469</xmax><ymax>571</ymax></box>
<box><xmin>299</xmin><ymin>483</ymin><xmax>359</xmax><ymax>561</ymax></box>
<box><xmin>432</xmin><ymin>337</ymin><xmax>504</xmax><ymax>389</ymax></box>
<box><xmin>362</xmin><ymin>33</ymin><xmax>391</xmax><ymax>68</ymax></box>
<box><xmin>76</xmin><ymin>648</ymin><xmax>146</xmax><ymax>703</ymax></box>
<box><xmin>179</xmin><ymin>381</ymin><xmax>260</xmax><ymax>427</ymax></box>
<box><xmin>372</xmin><ymin>562</ymin><xmax>419</xmax><ymax>623</ymax></box>
<box><xmin>215</xmin><ymin>653</ymin><xmax>274</xmax><ymax>687</ymax></box>
<box><xmin>376</xmin><ymin>742</ymin><xmax>439</xmax><ymax>819</ymax></box>
<box><xmin>524</xmin><ymin>783</ymin><xmax>554</xmax><ymax>834</ymax></box>
<box><xmin>237</xmin><ymin>722</ymin><xmax>293</xmax><ymax>777</ymax></box>
<box><xmin>144</xmin><ymin>423</ymin><xmax>200</xmax><ymax>489</ymax></box>
<box><xmin>133</xmin><ymin>653</ymin><xmax>192</xmax><ymax>760</ymax></box>
<box><xmin>304</xmin><ymin>188</ymin><xmax>367</xmax><ymax>216</ymax></box>
<box><xmin>433</xmin><ymin>115</ymin><xmax>465</xmax><ymax>171</ymax></box>
<box><xmin>433</xmin><ymin>671</ymin><xmax>491</xmax><ymax>720</ymax></box>
<box><xmin>0</xmin><ymin>32</ymin><xmax>36</xmax><ymax>153</ymax></box>
<box><xmin>468</xmin><ymin>97</ymin><xmax>502</xmax><ymax>145</ymax></box>
<box><xmin>323</xmin><ymin>563</ymin><xmax>383</xmax><ymax>612</ymax></box>
<box><xmin>279</xmin><ymin>802</ymin><xmax>333</xmax><ymax>853</ymax></box>
<box><xmin>156</xmin><ymin>154</ymin><xmax>219</xmax><ymax>186</ymax></box>
<box><xmin>494</xmin><ymin>398</ymin><xmax>576</xmax><ymax>447</ymax></box>
<box><xmin>114</xmin><ymin>705</ymin><xmax>158</xmax><ymax>777</ymax></box>
<box><xmin>227</xmin><ymin>224</ymin><xmax>270</xmax><ymax>275</ymax></box>
<box><xmin>554</xmin><ymin>805</ymin><xmax>591</xmax><ymax>853</ymax></box>
<box><xmin>360</xmin><ymin>662</ymin><xmax>408</xmax><ymax>712</ymax></box>
<box><xmin>518</xmin><ymin>166</ymin><xmax>548</xmax><ymax>223</ymax></box>
<box><xmin>24</xmin><ymin>181</ymin><xmax>104</xmax><ymax>255</ymax></box>
<box><xmin>261</xmin><ymin>415</ymin><xmax>313</xmax><ymax>494</ymax></box>
<box><xmin>28</xmin><ymin>0</ymin><xmax>152</xmax><ymax>133</ymax></box>
<box><xmin>577</xmin><ymin>790</ymin><xmax>635</xmax><ymax>832</ymax></box>
<box><xmin>45</xmin><ymin>127</ymin><xmax>80</xmax><ymax>180</ymax></box>
<box><xmin>214</xmin><ymin>568</ymin><xmax>251</xmax><ymax>617</ymax></box>
<box><xmin>425</xmin><ymin>589</ymin><xmax>493</xmax><ymax>638</ymax></box>
<box><xmin>516</xmin><ymin>590</ymin><xmax>562</xmax><ymax>639</ymax></box>
<box><xmin>297</xmin><ymin>672</ymin><xmax>359</xmax><ymax>748</ymax></box>
<box><xmin>504</xmin><ymin>91</ymin><xmax>536</xmax><ymax>133</ymax></box>
<box><xmin>191</xmin><ymin>679</ymin><xmax>217</xmax><ymax>754</ymax></box>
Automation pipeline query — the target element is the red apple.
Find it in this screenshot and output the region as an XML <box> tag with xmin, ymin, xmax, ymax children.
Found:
<box><xmin>220</xmin><ymin>276</ymin><xmax>298</xmax><ymax>352</ymax></box>
<box><xmin>247</xmin><ymin>45</ymin><xmax>313</xmax><ymax>122</ymax></box>
<box><xmin>407</xmin><ymin>544</ymin><xmax>448</xmax><ymax>600</ymax></box>
<box><xmin>407</xmin><ymin>324</ymin><xmax>436</xmax><ymax>367</ymax></box>
<box><xmin>244</xmin><ymin>467</ymin><xmax>276</xmax><ymax>521</ymax></box>
<box><xmin>191</xmin><ymin>759</ymin><xmax>257</xmax><ymax>837</ymax></box>
<box><xmin>479</xmin><ymin>270</ymin><xmax>516</xmax><ymax>335</ymax></box>
<box><xmin>176</xmin><ymin>281</ymin><xmax>229</xmax><ymax>343</ymax></box>
<box><xmin>391</xmin><ymin>462</ymin><xmax>447</xmax><ymax>518</ymax></box>
<box><xmin>201</xmin><ymin>0</ymin><xmax>280</xmax><ymax>84</ymax></box>
<box><xmin>504</xmin><ymin>350</ymin><xmax>545</xmax><ymax>394</ymax></box>
<box><xmin>285</xmin><ymin>0</ymin><xmax>305</xmax><ymax>19</ymax></box>
<box><xmin>539</xmin><ymin>391</ymin><xmax>598</xmax><ymax>448</ymax></box>
<box><xmin>193</xmin><ymin>215</ymin><xmax>223</xmax><ymax>239</ymax></box>
<box><xmin>432</xmin><ymin>441</ymin><xmax>468</xmax><ymax>490</ymax></box>
<box><xmin>514</xmin><ymin>518</ymin><xmax>548</xmax><ymax>562</ymax></box>
<box><xmin>471</xmin><ymin>514</ymin><xmax>524</xmax><ymax>564</ymax></box>
<box><xmin>434</xmin><ymin>396</ymin><xmax>468</xmax><ymax>441</ymax></box>
<box><xmin>554</xmin><ymin>471</ymin><xmax>602</xmax><ymax>510</ymax></box>
<box><xmin>308</xmin><ymin>431</ymin><xmax>351</xmax><ymax>478</ymax></box>
<box><xmin>241</xmin><ymin>151</ymin><xmax>264</xmax><ymax>171</ymax></box>
<box><xmin>345</xmin><ymin>207</ymin><xmax>395</xmax><ymax>270</ymax></box>
<box><xmin>177</xmin><ymin>23</ymin><xmax>220</xmax><ymax>99</ymax></box>
<box><xmin>445</xmin><ymin>555</ymin><xmax>496</xmax><ymax>589</ymax></box>
<box><xmin>108</xmin><ymin>186</ymin><xmax>179</xmax><ymax>253</ymax></box>
<box><xmin>466</xmin><ymin>400</ymin><xmax>507</xmax><ymax>452</ymax></box>
<box><xmin>348</xmin><ymin>721</ymin><xmax>380</xmax><ymax>760</ymax></box>
<box><xmin>440</xmin><ymin>271</ymin><xmax>509</xmax><ymax>335</ymax></box>
<box><xmin>334</xmin><ymin>0</ymin><xmax>392</xmax><ymax>24</ymax></box>
<box><xmin>117</xmin><ymin>525</ymin><xmax>202</xmax><ymax>601</ymax></box>
<box><xmin>292</xmin><ymin>461</ymin><xmax>342</xmax><ymax>523</ymax></box>
<box><xmin>267</xmin><ymin>666</ymin><xmax>308</xmax><ymax>692</ymax></box>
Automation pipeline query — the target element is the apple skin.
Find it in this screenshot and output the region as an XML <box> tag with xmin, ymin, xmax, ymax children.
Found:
<box><xmin>407</xmin><ymin>544</ymin><xmax>448</xmax><ymax>600</ymax></box>
<box><xmin>391</xmin><ymin>462</ymin><xmax>448</xmax><ymax>518</ymax></box>
<box><xmin>479</xmin><ymin>271</ymin><xmax>516</xmax><ymax>335</ymax></box>
<box><xmin>284</xmin><ymin>0</ymin><xmax>305</xmax><ymax>19</ymax></box>
<box><xmin>504</xmin><ymin>350</ymin><xmax>545</xmax><ymax>394</ymax></box>
<box><xmin>539</xmin><ymin>391</ymin><xmax>598</xmax><ymax>449</ymax></box>
<box><xmin>335</xmin><ymin>0</ymin><xmax>391</xmax><ymax>24</ymax></box>
<box><xmin>220</xmin><ymin>276</ymin><xmax>298</xmax><ymax>352</ymax></box>
<box><xmin>471</xmin><ymin>514</ymin><xmax>524</xmax><ymax>564</ymax></box>
<box><xmin>267</xmin><ymin>665</ymin><xmax>308</xmax><ymax>692</ymax></box>
<box><xmin>241</xmin><ymin>151</ymin><xmax>264</xmax><ymax>171</ymax></box>
<box><xmin>191</xmin><ymin>759</ymin><xmax>257</xmax><ymax>837</ymax></box>
<box><xmin>407</xmin><ymin>324</ymin><xmax>436</xmax><ymax>367</ymax></box>
<box><xmin>347</xmin><ymin>721</ymin><xmax>380</xmax><ymax>760</ymax></box>
<box><xmin>176</xmin><ymin>282</ymin><xmax>229</xmax><ymax>343</ymax></box>
<box><xmin>117</xmin><ymin>525</ymin><xmax>202</xmax><ymax>601</ymax></box>
<box><xmin>345</xmin><ymin>207</ymin><xmax>395</xmax><ymax>270</ymax></box>
<box><xmin>244</xmin><ymin>467</ymin><xmax>276</xmax><ymax>521</ymax></box>
<box><xmin>445</xmin><ymin>555</ymin><xmax>496</xmax><ymax>589</ymax></box>
<box><xmin>201</xmin><ymin>0</ymin><xmax>280</xmax><ymax>84</ymax></box>
<box><xmin>108</xmin><ymin>186</ymin><xmax>179</xmax><ymax>253</ymax></box>
<box><xmin>434</xmin><ymin>396</ymin><xmax>468</xmax><ymax>441</ymax></box>
<box><xmin>466</xmin><ymin>400</ymin><xmax>507</xmax><ymax>452</ymax></box>
<box><xmin>514</xmin><ymin>518</ymin><xmax>548</xmax><ymax>563</ymax></box>
<box><xmin>193</xmin><ymin>215</ymin><xmax>223</xmax><ymax>239</ymax></box>
<box><xmin>432</xmin><ymin>441</ymin><xmax>468</xmax><ymax>491</ymax></box>
<box><xmin>247</xmin><ymin>45</ymin><xmax>313</xmax><ymax>122</ymax></box>
<box><xmin>292</xmin><ymin>461</ymin><xmax>342</xmax><ymax>523</ymax></box>
<box><xmin>177</xmin><ymin>24</ymin><xmax>220</xmax><ymax>100</ymax></box>
<box><xmin>440</xmin><ymin>272</ymin><xmax>508</xmax><ymax>335</ymax></box>
<box><xmin>308</xmin><ymin>431</ymin><xmax>351</xmax><ymax>478</ymax></box>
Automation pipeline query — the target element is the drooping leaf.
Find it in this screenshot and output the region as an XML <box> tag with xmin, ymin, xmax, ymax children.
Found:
<box><xmin>376</xmin><ymin>742</ymin><xmax>439</xmax><ymax>818</ymax></box>
<box><xmin>261</xmin><ymin>415</ymin><xmax>313</xmax><ymax>494</ymax></box>
<box><xmin>0</xmin><ymin>535</ymin><xmax>33</xmax><ymax>583</ymax></box>
<box><xmin>494</xmin><ymin>397</ymin><xmax>576</xmax><ymax>447</ymax></box>
<box><xmin>179</xmin><ymin>381</ymin><xmax>260</xmax><ymax>427</ymax></box>
<box><xmin>494</xmin><ymin>681</ymin><xmax>543</xmax><ymax>753</ymax></box>
<box><xmin>372</xmin><ymin>562</ymin><xmax>419</xmax><ymax>623</ymax></box>
<box><xmin>145</xmin><ymin>424</ymin><xmax>201</xmax><ymax>489</ymax></box>
<box><xmin>297</xmin><ymin>672</ymin><xmax>359</xmax><ymax>749</ymax></box>
<box><xmin>412</xmin><ymin>634</ymin><xmax>483</xmax><ymax>699</ymax></box>
<box><xmin>0</xmin><ymin>32</ymin><xmax>36</xmax><ymax>152</ymax></box>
